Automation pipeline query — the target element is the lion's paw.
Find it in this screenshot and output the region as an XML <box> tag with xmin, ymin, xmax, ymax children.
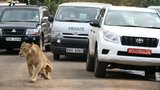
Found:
<box><xmin>47</xmin><ymin>76</ymin><xmax>52</xmax><ymax>80</ymax></box>
<box><xmin>30</xmin><ymin>78</ymin><xmax>36</xmax><ymax>83</ymax></box>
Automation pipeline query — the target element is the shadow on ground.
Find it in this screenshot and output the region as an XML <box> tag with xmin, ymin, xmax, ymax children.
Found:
<box><xmin>50</xmin><ymin>55</ymin><xmax>86</xmax><ymax>62</ymax></box>
<box><xmin>0</xmin><ymin>49</ymin><xmax>19</xmax><ymax>55</ymax></box>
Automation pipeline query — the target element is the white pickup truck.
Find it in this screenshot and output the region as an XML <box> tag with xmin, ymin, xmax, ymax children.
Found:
<box><xmin>87</xmin><ymin>6</ymin><xmax>160</xmax><ymax>80</ymax></box>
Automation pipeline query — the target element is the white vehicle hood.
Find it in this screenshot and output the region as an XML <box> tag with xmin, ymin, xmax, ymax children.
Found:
<box><xmin>52</xmin><ymin>21</ymin><xmax>90</xmax><ymax>35</ymax></box>
<box><xmin>104</xmin><ymin>26</ymin><xmax>160</xmax><ymax>38</ymax></box>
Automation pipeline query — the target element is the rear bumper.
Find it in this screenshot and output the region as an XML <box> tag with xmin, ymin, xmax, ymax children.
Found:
<box><xmin>0</xmin><ymin>35</ymin><xmax>40</xmax><ymax>49</ymax></box>
<box><xmin>51</xmin><ymin>38</ymin><xmax>88</xmax><ymax>55</ymax></box>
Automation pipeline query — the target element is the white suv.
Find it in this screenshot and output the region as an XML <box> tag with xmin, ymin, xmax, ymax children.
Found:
<box><xmin>87</xmin><ymin>6</ymin><xmax>160</xmax><ymax>79</ymax></box>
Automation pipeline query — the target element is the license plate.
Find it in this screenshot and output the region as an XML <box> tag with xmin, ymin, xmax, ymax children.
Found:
<box><xmin>128</xmin><ymin>48</ymin><xmax>151</xmax><ymax>55</ymax></box>
<box><xmin>6</xmin><ymin>37</ymin><xmax>21</xmax><ymax>41</ymax></box>
<box><xmin>66</xmin><ymin>48</ymin><xmax>84</xmax><ymax>53</ymax></box>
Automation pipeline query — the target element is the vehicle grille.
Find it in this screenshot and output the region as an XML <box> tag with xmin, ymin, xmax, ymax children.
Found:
<box><xmin>121</xmin><ymin>36</ymin><xmax>158</xmax><ymax>47</ymax></box>
<box><xmin>63</xmin><ymin>33</ymin><xmax>88</xmax><ymax>36</ymax></box>
<box><xmin>3</xmin><ymin>29</ymin><xmax>26</xmax><ymax>35</ymax></box>
<box><xmin>63</xmin><ymin>33</ymin><xmax>88</xmax><ymax>39</ymax></box>
<box><xmin>63</xmin><ymin>36</ymin><xmax>87</xmax><ymax>39</ymax></box>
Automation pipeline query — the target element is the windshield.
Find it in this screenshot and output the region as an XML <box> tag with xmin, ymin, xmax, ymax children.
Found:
<box><xmin>1</xmin><ymin>8</ymin><xmax>39</xmax><ymax>22</ymax></box>
<box><xmin>55</xmin><ymin>6</ymin><xmax>100</xmax><ymax>22</ymax></box>
<box><xmin>0</xmin><ymin>7</ymin><xmax>5</xmax><ymax>14</ymax></box>
<box><xmin>104</xmin><ymin>10</ymin><xmax>160</xmax><ymax>28</ymax></box>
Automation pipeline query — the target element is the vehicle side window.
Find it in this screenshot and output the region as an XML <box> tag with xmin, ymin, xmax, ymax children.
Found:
<box><xmin>97</xmin><ymin>8</ymin><xmax>106</xmax><ymax>26</ymax></box>
<box><xmin>100</xmin><ymin>9</ymin><xmax>106</xmax><ymax>17</ymax></box>
<box><xmin>97</xmin><ymin>9</ymin><xmax>105</xmax><ymax>19</ymax></box>
<box><xmin>42</xmin><ymin>8</ymin><xmax>49</xmax><ymax>17</ymax></box>
<box><xmin>96</xmin><ymin>10</ymin><xmax>101</xmax><ymax>20</ymax></box>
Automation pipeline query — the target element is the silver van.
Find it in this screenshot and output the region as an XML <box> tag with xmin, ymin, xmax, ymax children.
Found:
<box><xmin>51</xmin><ymin>2</ymin><xmax>111</xmax><ymax>60</ymax></box>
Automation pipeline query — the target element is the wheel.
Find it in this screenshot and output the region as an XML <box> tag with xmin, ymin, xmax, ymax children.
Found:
<box><xmin>54</xmin><ymin>53</ymin><xmax>60</xmax><ymax>60</ymax></box>
<box><xmin>144</xmin><ymin>67</ymin><xmax>156</xmax><ymax>80</ymax></box>
<box><xmin>86</xmin><ymin>52</ymin><xmax>95</xmax><ymax>72</ymax></box>
<box><xmin>94</xmin><ymin>51</ymin><xmax>106</xmax><ymax>78</ymax></box>
<box><xmin>45</xmin><ymin>44</ymin><xmax>51</xmax><ymax>51</ymax></box>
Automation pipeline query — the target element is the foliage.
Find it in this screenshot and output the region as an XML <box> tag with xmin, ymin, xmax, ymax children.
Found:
<box><xmin>18</xmin><ymin>0</ymin><xmax>160</xmax><ymax>15</ymax></box>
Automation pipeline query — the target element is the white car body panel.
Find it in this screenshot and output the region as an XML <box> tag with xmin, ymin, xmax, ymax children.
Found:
<box><xmin>52</xmin><ymin>21</ymin><xmax>90</xmax><ymax>39</ymax></box>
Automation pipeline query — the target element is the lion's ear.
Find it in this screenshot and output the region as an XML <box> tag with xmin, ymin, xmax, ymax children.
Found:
<box><xmin>32</xmin><ymin>42</ymin><xmax>34</xmax><ymax>45</ymax></box>
<box><xmin>30</xmin><ymin>42</ymin><xmax>35</xmax><ymax>48</ymax></box>
<box><xmin>22</xmin><ymin>42</ymin><xmax>26</xmax><ymax>45</ymax></box>
<box><xmin>20</xmin><ymin>42</ymin><xmax>26</xmax><ymax>48</ymax></box>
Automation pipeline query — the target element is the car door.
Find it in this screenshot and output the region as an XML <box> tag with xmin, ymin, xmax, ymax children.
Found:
<box><xmin>90</xmin><ymin>8</ymin><xmax>106</xmax><ymax>55</ymax></box>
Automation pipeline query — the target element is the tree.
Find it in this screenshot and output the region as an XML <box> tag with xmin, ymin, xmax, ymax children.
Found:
<box><xmin>18</xmin><ymin>0</ymin><xmax>160</xmax><ymax>15</ymax></box>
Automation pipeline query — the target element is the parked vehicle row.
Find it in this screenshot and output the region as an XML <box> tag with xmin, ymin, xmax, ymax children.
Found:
<box><xmin>0</xmin><ymin>2</ymin><xmax>160</xmax><ymax>80</ymax></box>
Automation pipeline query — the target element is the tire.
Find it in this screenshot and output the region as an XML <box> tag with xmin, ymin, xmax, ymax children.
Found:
<box><xmin>45</xmin><ymin>45</ymin><xmax>51</xmax><ymax>51</ymax></box>
<box><xmin>94</xmin><ymin>52</ymin><xmax>106</xmax><ymax>78</ymax></box>
<box><xmin>144</xmin><ymin>67</ymin><xmax>156</xmax><ymax>80</ymax></box>
<box><xmin>54</xmin><ymin>53</ymin><xmax>60</xmax><ymax>60</ymax></box>
<box><xmin>86</xmin><ymin>52</ymin><xmax>95</xmax><ymax>72</ymax></box>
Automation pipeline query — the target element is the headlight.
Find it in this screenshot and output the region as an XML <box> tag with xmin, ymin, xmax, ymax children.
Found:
<box><xmin>51</xmin><ymin>31</ymin><xmax>62</xmax><ymax>39</ymax></box>
<box><xmin>103</xmin><ymin>31</ymin><xmax>119</xmax><ymax>43</ymax></box>
<box><xmin>0</xmin><ymin>28</ymin><xmax>2</xmax><ymax>35</ymax></box>
<box><xmin>26</xmin><ymin>29</ymin><xmax>39</xmax><ymax>35</ymax></box>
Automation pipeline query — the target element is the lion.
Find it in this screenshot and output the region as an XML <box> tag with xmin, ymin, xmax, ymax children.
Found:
<box><xmin>19</xmin><ymin>42</ymin><xmax>53</xmax><ymax>83</ymax></box>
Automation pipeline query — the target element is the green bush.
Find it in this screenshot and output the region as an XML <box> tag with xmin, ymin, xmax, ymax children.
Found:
<box><xmin>18</xmin><ymin>0</ymin><xmax>160</xmax><ymax>15</ymax></box>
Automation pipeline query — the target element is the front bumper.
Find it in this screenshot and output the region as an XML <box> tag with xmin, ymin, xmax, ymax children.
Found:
<box><xmin>51</xmin><ymin>38</ymin><xmax>88</xmax><ymax>55</ymax></box>
<box><xmin>0</xmin><ymin>35</ymin><xmax>40</xmax><ymax>49</ymax></box>
<box><xmin>98</xmin><ymin>41</ymin><xmax>160</xmax><ymax>66</ymax></box>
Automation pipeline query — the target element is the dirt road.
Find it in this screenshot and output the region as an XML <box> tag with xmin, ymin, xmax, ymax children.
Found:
<box><xmin>0</xmin><ymin>50</ymin><xmax>160</xmax><ymax>90</ymax></box>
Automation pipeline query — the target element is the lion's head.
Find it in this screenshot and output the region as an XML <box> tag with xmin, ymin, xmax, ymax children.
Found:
<box><xmin>19</xmin><ymin>42</ymin><xmax>32</xmax><ymax>57</ymax></box>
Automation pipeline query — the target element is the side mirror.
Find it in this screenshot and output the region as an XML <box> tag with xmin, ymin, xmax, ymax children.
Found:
<box><xmin>89</xmin><ymin>19</ymin><xmax>100</xmax><ymax>27</ymax></box>
<box><xmin>48</xmin><ymin>15</ymin><xmax>54</xmax><ymax>22</ymax></box>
